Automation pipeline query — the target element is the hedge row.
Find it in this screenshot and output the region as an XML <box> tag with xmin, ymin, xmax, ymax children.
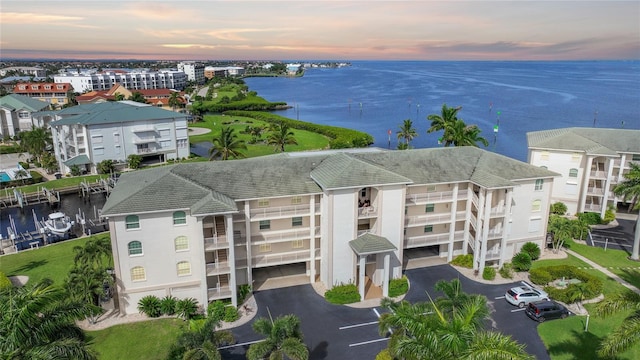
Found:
<box><xmin>325</xmin><ymin>283</ymin><xmax>361</xmax><ymax>304</ymax></box>
<box><xmin>224</xmin><ymin>111</ymin><xmax>374</xmax><ymax>149</ymax></box>
<box><xmin>192</xmin><ymin>100</ymin><xmax>288</xmax><ymax>113</ymax></box>
<box><xmin>529</xmin><ymin>265</ymin><xmax>603</xmax><ymax>303</ymax></box>
<box><xmin>388</xmin><ymin>276</ymin><xmax>409</xmax><ymax>297</ymax></box>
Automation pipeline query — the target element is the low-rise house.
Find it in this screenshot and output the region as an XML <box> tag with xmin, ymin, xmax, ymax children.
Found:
<box><xmin>12</xmin><ymin>82</ymin><xmax>73</xmax><ymax>107</ymax></box>
<box><xmin>50</xmin><ymin>101</ymin><xmax>190</xmax><ymax>174</ymax></box>
<box><xmin>527</xmin><ymin>127</ymin><xmax>640</xmax><ymax>216</ymax></box>
<box><xmin>101</xmin><ymin>147</ymin><xmax>557</xmax><ymax>314</ymax></box>
<box><xmin>77</xmin><ymin>86</ymin><xmax>186</xmax><ymax>111</ymax></box>
<box><xmin>0</xmin><ymin>94</ymin><xmax>51</xmax><ymax>138</ymax></box>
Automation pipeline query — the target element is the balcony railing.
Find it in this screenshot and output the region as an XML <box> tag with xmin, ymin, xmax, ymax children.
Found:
<box><xmin>358</xmin><ymin>206</ymin><xmax>378</xmax><ymax>218</ymax></box>
<box><xmin>590</xmin><ymin>170</ymin><xmax>607</xmax><ymax>179</ymax></box>
<box><xmin>404</xmin><ymin>230</ymin><xmax>465</xmax><ymax>248</ymax></box>
<box><xmin>251</xmin><ymin>227</ymin><xmax>317</xmax><ymax>244</ymax></box>
<box><xmin>133</xmin><ymin>136</ymin><xmax>157</xmax><ymax>144</ymax></box>
<box><xmin>204</xmin><ymin>235</ymin><xmax>229</xmax><ymax>250</ymax></box>
<box><xmin>132</xmin><ymin>125</ymin><xmax>157</xmax><ymax>133</ymax></box>
<box><xmin>207</xmin><ymin>286</ymin><xmax>232</xmax><ymax>301</ymax></box>
<box><xmin>587</xmin><ymin>186</ymin><xmax>604</xmax><ymax>195</ymax></box>
<box><xmin>584</xmin><ymin>203</ymin><xmax>602</xmax><ymax>212</ymax></box>
<box><xmin>405</xmin><ymin>189</ymin><xmax>468</xmax><ymax>205</ymax></box>
<box><xmin>252</xmin><ymin>249</ymin><xmax>320</xmax><ymax>267</ymax></box>
<box><xmin>136</xmin><ymin>147</ymin><xmax>157</xmax><ymax>154</ymax></box>
<box><xmin>405</xmin><ymin>211</ymin><xmax>465</xmax><ymax>227</ymax></box>
<box><xmin>206</xmin><ymin>261</ymin><xmax>231</xmax><ymax>275</ymax></box>
<box><xmin>250</xmin><ymin>204</ymin><xmax>316</xmax><ymax>220</ymax></box>
<box><xmin>489</xmin><ymin>206</ymin><xmax>506</xmax><ymax>217</ymax></box>
<box><xmin>487</xmin><ymin>228</ymin><xmax>503</xmax><ymax>239</ymax></box>
<box><xmin>485</xmin><ymin>248</ymin><xmax>502</xmax><ymax>260</ymax></box>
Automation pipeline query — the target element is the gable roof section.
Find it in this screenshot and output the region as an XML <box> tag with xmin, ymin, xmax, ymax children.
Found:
<box><xmin>0</xmin><ymin>94</ymin><xmax>50</xmax><ymax>112</ymax></box>
<box><xmin>349</xmin><ymin>233</ymin><xmax>397</xmax><ymax>255</ymax></box>
<box><xmin>51</xmin><ymin>101</ymin><xmax>185</xmax><ymax>126</ymax></box>
<box><xmin>527</xmin><ymin>127</ymin><xmax>640</xmax><ymax>155</ymax></box>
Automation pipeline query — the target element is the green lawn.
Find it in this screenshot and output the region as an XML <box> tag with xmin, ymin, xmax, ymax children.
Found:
<box><xmin>2</xmin><ymin>174</ymin><xmax>110</xmax><ymax>196</ymax></box>
<box><xmin>86</xmin><ymin>318</ymin><xmax>184</xmax><ymax>360</ymax></box>
<box><xmin>565</xmin><ymin>239</ymin><xmax>640</xmax><ymax>289</ymax></box>
<box><xmin>0</xmin><ymin>235</ymin><xmax>105</xmax><ymax>285</ymax></box>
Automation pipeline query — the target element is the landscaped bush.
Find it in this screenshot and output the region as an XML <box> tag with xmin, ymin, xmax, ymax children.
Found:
<box><xmin>175</xmin><ymin>298</ymin><xmax>199</xmax><ymax>320</ymax></box>
<box><xmin>577</xmin><ymin>212</ymin><xmax>603</xmax><ymax>225</ymax></box>
<box><xmin>482</xmin><ymin>266</ymin><xmax>496</xmax><ymax>280</ymax></box>
<box><xmin>223</xmin><ymin>305</ymin><xmax>239</xmax><ymax>322</ymax></box>
<box><xmin>29</xmin><ymin>171</ymin><xmax>43</xmax><ymax>183</ymax></box>
<box><xmin>18</xmin><ymin>161</ymin><xmax>29</xmax><ymax>169</ymax></box>
<box><xmin>550</xmin><ymin>202</ymin><xmax>568</xmax><ymax>215</ymax></box>
<box><xmin>521</xmin><ymin>242</ymin><xmax>541</xmax><ymax>261</ymax></box>
<box><xmin>160</xmin><ymin>296</ymin><xmax>177</xmax><ymax>316</ymax></box>
<box><xmin>0</xmin><ymin>143</ymin><xmax>22</xmax><ymax>154</ymax></box>
<box><xmin>499</xmin><ymin>262</ymin><xmax>514</xmax><ymax>279</ymax></box>
<box><xmin>530</xmin><ymin>265</ymin><xmax>603</xmax><ymax>302</ymax></box>
<box><xmin>450</xmin><ymin>254</ymin><xmax>474</xmax><ymax>268</ymax></box>
<box><xmin>207</xmin><ymin>300</ymin><xmax>226</xmax><ymax>322</ymax></box>
<box><xmin>376</xmin><ymin>349</ymin><xmax>394</xmax><ymax>360</ymax></box>
<box><xmin>237</xmin><ymin>284</ymin><xmax>252</xmax><ymax>305</ymax></box>
<box><xmin>388</xmin><ymin>276</ymin><xmax>409</xmax><ymax>297</ymax></box>
<box><xmin>603</xmin><ymin>207</ymin><xmax>616</xmax><ymax>223</ymax></box>
<box><xmin>325</xmin><ymin>283</ymin><xmax>361</xmax><ymax>304</ymax></box>
<box><xmin>0</xmin><ymin>271</ymin><xmax>12</xmax><ymax>290</ymax></box>
<box><xmin>512</xmin><ymin>252</ymin><xmax>532</xmax><ymax>272</ymax></box>
<box><xmin>138</xmin><ymin>295</ymin><xmax>162</xmax><ymax>317</ymax></box>
<box><xmin>529</xmin><ymin>268</ymin><xmax>554</xmax><ymax>285</ymax></box>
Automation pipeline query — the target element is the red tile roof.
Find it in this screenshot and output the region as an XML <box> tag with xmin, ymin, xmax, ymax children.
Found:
<box><xmin>13</xmin><ymin>82</ymin><xmax>72</xmax><ymax>94</ymax></box>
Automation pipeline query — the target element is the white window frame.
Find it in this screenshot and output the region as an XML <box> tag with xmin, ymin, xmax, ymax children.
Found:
<box><xmin>131</xmin><ymin>266</ymin><xmax>146</xmax><ymax>282</ymax></box>
<box><xmin>175</xmin><ymin>236</ymin><xmax>189</xmax><ymax>251</ymax></box>
<box><xmin>127</xmin><ymin>241</ymin><xmax>143</xmax><ymax>256</ymax></box>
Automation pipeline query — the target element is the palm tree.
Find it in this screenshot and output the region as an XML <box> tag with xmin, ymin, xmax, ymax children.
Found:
<box><xmin>595</xmin><ymin>290</ymin><xmax>640</xmax><ymax>357</ymax></box>
<box><xmin>396</xmin><ymin>119</ymin><xmax>418</xmax><ymax>147</ymax></box>
<box><xmin>169</xmin><ymin>91</ymin><xmax>182</xmax><ymax>112</ymax></box>
<box><xmin>73</xmin><ymin>236</ymin><xmax>113</xmax><ymax>270</ymax></box>
<box><xmin>19</xmin><ymin>126</ymin><xmax>52</xmax><ymax>164</ymax></box>
<box><xmin>379</xmin><ymin>280</ymin><xmax>533</xmax><ymax>360</ymax></box>
<box><xmin>246</xmin><ymin>312</ymin><xmax>308</xmax><ymax>360</ymax></box>
<box><xmin>65</xmin><ymin>264</ymin><xmax>109</xmax><ymax>324</ymax></box>
<box><xmin>169</xmin><ymin>317</ymin><xmax>234</xmax><ymax>360</ymax></box>
<box><xmin>128</xmin><ymin>91</ymin><xmax>147</xmax><ymax>104</ymax></box>
<box><xmin>209</xmin><ymin>127</ymin><xmax>247</xmax><ymax>160</ymax></box>
<box><xmin>267</xmin><ymin>123</ymin><xmax>298</xmax><ymax>152</ymax></box>
<box><xmin>427</xmin><ymin>104</ymin><xmax>462</xmax><ymax>142</ymax></box>
<box><xmin>13</xmin><ymin>168</ymin><xmax>29</xmax><ymax>184</ymax></box>
<box><xmin>0</xmin><ymin>279</ymin><xmax>97</xmax><ymax>359</ymax></box>
<box><xmin>447</xmin><ymin>120</ymin><xmax>489</xmax><ymax>147</ymax></box>
<box><xmin>613</xmin><ymin>162</ymin><xmax>640</xmax><ymax>261</ymax></box>
<box><xmin>547</xmin><ymin>215</ymin><xmax>573</xmax><ymax>253</ymax></box>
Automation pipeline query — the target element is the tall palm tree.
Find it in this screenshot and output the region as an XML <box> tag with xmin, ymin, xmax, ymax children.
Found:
<box><xmin>267</xmin><ymin>123</ymin><xmax>298</xmax><ymax>152</ymax></box>
<box><xmin>128</xmin><ymin>91</ymin><xmax>147</xmax><ymax>104</ymax></box>
<box><xmin>246</xmin><ymin>312</ymin><xmax>308</xmax><ymax>360</ymax></box>
<box><xmin>379</xmin><ymin>280</ymin><xmax>533</xmax><ymax>360</ymax></box>
<box><xmin>613</xmin><ymin>162</ymin><xmax>640</xmax><ymax>261</ymax></box>
<box><xmin>19</xmin><ymin>126</ymin><xmax>52</xmax><ymax>164</ymax></box>
<box><xmin>0</xmin><ymin>279</ymin><xmax>97</xmax><ymax>359</ymax></box>
<box><xmin>595</xmin><ymin>290</ymin><xmax>640</xmax><ymax>357</ymax></box>
<box><xmin>170</xmin><ymin>317</ymin><xmax>234</xmax><ymax>360</ymax></box>
<box><xmin>73</xmin><ymin>236</ymin><xmax>113</xmax><ymax>270</ymax></box>
<box><xmin>396</xmin><ymin>119</ymin><xmax>418</xmax><ymax>147</ymax></box>
<box><xmin>447</xmin><ymin>120</ymin><xmax>489</xmax><ymax>147</ymax></box>
<box><xmin>209</xmin><ymin>127</ymin><xmax>247</xmax><ymax>161</ymax></box>
<box><xmin>427</xmin><ymin>104</ymin><xmax>462</xmax><ymax>142</ymax></box>
<box><xmin>547</xmin><ymin>215</ymin><xmax>573</xmax><ymax>253</ymax></box>
<box><xmin>169</xmin><ymin>91</ymin><xmax>182</xmax><ymax>112</ymax></box>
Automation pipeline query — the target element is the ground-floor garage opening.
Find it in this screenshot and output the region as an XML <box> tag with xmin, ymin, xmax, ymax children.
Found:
<box><xmin>403</xmin><ymin>245</ymin><xmax>448</xmax><ymax>269</ymax></box>
<box><xmin>252</xmin><ymin>263</ymin><xmax>310</xmax><ymax>291</ymax></box>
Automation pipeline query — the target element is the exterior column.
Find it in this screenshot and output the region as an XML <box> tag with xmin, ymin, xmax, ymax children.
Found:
<box><xmin>579</xmin><ymin>156</ymin><xmax>594</xmax><ymax>213</ymax></box>
<box><xmin>478</xmin><ymin>190</ymin><xmax>492</xmax><ymax>274</ymax></box>
<box><xmin>309</xmin><ymin>196</ymin><xmax>316</xmax><ymax>283</ymax></box>
<box><xmin>244</xmin><ymin>202</ymin><xmax>253</xmax><ymax>288</ymax></box>
<box><xmin>602</xmin><ymin>158</ymin><xmax>615</xmax><ymax>218</ymax></box>
<box><xmin>473</xmin><ymin>189</ymin><xmax>485</xmax><ymax>272</ymax></box>
<box><xmin>463</xmin><ymin>187</ymin><xmax>473</xmax><ymax>255</ymax></box>
<box><xmin>225</xmin><ymin>214</ymin><xmax>237</xmax><ymax>307</ymax></box>
<box><xmin>382</xmin><ymin>253</ymin><xmax>390</xmax><ymax>297</ymax></box>
<box><xmin>447</xmin><ymin>184</ymin><xmax>459</xmax><ymax>262</ymax></box>
<box><xmin>499</xmin><ymin>189</ymin><xmax>513</xmax><ymax>267</ymax></box>
<box><xmin>358</xmin><ymin>255</ymin><xmax>366</xmax><ymax>301</ymax></box>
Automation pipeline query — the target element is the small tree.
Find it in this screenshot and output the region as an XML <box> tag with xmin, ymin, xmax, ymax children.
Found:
<box><xmin>70</xmin><ymin>164</ymin><xmax>82</xmax><ymax>176</ymax></box>
<box><xmin>521</xmin><ymin>242</ymin><xmax>541</xmax><ymax>261</ymax></box>
<box><xmin>550</xmin><ymin>202</ymin><xmax>568</xmax><ymax>215</ymax></box>
<box><xmin>96</xmin><ymin>159</ymin><xmax>116</xmax><ymax>174</ymax></box>
<box><xmin>512</xmin><ymin>252</ymin><xmax>532</xmax><ymax>272</ymax></box>
<box><xmin>127</xmin><ymin>154</ymin><xmax>143</xmax><ymax>169</ymax></box>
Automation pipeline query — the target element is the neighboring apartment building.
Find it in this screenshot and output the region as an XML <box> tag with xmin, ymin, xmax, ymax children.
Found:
<box><xmin>0</xmin><ymin>94</ymin><xmax>51</xmax><ymax>137</ymax></box>
<box><xmin>76</xmin><ymin>85</ymin><xmax>186</xmax><ymax>111</ymax></box>
<box><xmin>101</xmin><ymin>147</ymin><xmax>557</xmax><ymax>315</ymax></box>
<box><xmin>0</xmin><ymin>66</ymin><xmax>47</xmax><ymax>78</ymax></box>
<box><xmin>54</xmin><ymin>70</ymin><xmax>187</xmax><ymax>93</ymax></box>
<box><xmin>177</xmin><ymin>62</ymin><xmax>205</xmax><ymax>84</ymax></box>
<box><xmin>12</xmin><ymin>82</ymin><xmax>73</xmax><ymax>107</ymax></box>
<box><xmin>527</xmin><ymin>127</ymin><xmax>640</xmax><ymax>217</ymax></box>
<box><xmin>204</xmin><ymin>66</ymin><xmax>245</xmax><ymax>79</ymax></box>
<box><xmin>50</xmin><ymin>101</ymin><xmax>190</xmax><ymax>174</ymax></box>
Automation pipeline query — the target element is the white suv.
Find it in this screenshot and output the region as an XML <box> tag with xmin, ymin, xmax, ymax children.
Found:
<box><xmin>505</xmin><ymin>285</ymin><xmax>549</xmax><ymax>308</ymax></box>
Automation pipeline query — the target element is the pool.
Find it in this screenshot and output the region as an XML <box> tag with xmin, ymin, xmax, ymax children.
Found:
<box><xmin>0</xmin><ymin>172</ymin><xmax>11</xmax><ymax>182</ymax></box>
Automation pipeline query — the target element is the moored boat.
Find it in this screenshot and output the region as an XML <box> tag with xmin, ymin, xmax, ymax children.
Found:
<box><xmin>44</xmin><ymin>212</ymin><xmax>73</xmax><ymax>235</ymax></box>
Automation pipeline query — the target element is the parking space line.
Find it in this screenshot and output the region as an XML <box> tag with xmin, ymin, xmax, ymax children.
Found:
<box><xmin>339</xmin><ymin>321</ymin><xmax>379</xmax><ymax>330</ymax></box>
<box><xmin>219</xmin><ymin>339</ymin><xmax>263</xmax><ymax>350</ymax></box>
<box><xmin>349</xmin><ymin>337</ymin><xmax>389</xmax><ymax>347</ymax></box>
<box><xmin>495</xmin><ymin>296</ymin><xmax>505</xmax><ymax>300</ymax></box>
<box><xmin>511</xmin><ymin>308</ymin><xmax>526</xmax><ymax>313</ymax></box>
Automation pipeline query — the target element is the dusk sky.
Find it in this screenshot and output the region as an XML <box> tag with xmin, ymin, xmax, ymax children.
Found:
<box><xmin>1</xmin><ymin>1</ymin><xmax>639</xmax><ymax>61</ymax></box>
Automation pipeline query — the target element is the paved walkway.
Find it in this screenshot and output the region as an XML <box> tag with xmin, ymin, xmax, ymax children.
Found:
<box><xmin>565</xmin><ymin>249</ymin><xmax>640</xmax><ymax>294</ymax></box>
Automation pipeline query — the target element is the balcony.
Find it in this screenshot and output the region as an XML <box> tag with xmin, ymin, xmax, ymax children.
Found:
<box><xmin>584</xmin><ymin>203</ymin><xmax>602</xmax><ymax>212</ymax></box>
<box><xmin>207</xmin><ymin>286</ymin><xmax>232</xmax><ymax>301</ymax></box>
<box><xmin>252</xmin><ymin>248</ymin><xmax>320</xmax><ymax>268</ymax></box>
<box><xmin>357</xmin><ymin>229</ymin><xmax>377</xmax><ymax>236</ymax></box>
<box><xmin>250</xmin><ymin>204</ymin><xmax>317</xmax><ymax>220</ymax></box>
<box><xmin>485</xmin><ymin>248</ymin><xmax>502</xmax><ymax>260</ymax></box>
<box><xmin>251</xmin><ymin>227</ymin><xmax>319</xmax><ymax>244</ymax></box>
<box><xmin>489</xmin><ymin>206</ymin><xmax>506</xmax><ymax>218</ymax></box>
<box><xmin>132</xmin><ymin>125</ymin><xmax>157</xmax><ymax>133</ymax></box>
<box><xmin>206</xmin><ymin>261</ymin><xmax>231</xmax><ymax>275</ymax></box>
<box><xmin>404</xmin><ymin>230</ymin><xmax>465</xmax><ymax>248</ymax></box>
<box><xmin>405</xmin><ymin>211</ymin><xmax>465</xmax><ymax>227</ymax></box>
<box><xmin>587</xmin><ymin>186</ymin><xmax>604</xmax><ymax>196</ymax></box>
<box><xmin>204</xmin><ymin>235</ymin><xmax>229</xmax><ymax>251</ymax></box>
<box><xmin>136</xmin><ymin>147</ymin><xmax>157</xmax><ymax>154</ymax></box>
<box><xmin>589</xmin><ymin>170</ymin><xmax>607</xmax><ymax>179</ymax></box>
<box><xmin>405</xmin><ymin>189</ymin><xmax>468</xmax><ymax>205</ymax></box>
<box><xmin>487</xmin><ymin>228</ymin><xmax>503</xmax><ymax>239</ymax></box>
<box><xmin>133</xmin><ymin>136</ymin><xmax>157</xmax><ymax>144</ymax></box>
<box><xmin>358</xmin><ymin>206</ymin><xmax>377</xmax><ymax>218</ymax></box>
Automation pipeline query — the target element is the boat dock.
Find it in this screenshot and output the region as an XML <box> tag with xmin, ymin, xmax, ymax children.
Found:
<box><xmin>0</xmin><ymin>177</ymin><xmax>115</xmax><ymax>209</ymax></box>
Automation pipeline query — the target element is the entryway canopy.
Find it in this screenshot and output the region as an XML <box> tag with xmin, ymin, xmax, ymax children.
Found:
<box><xmin>349</xmin><ymin>233</ymin><xmax>397</xmax><ymax>255</ymax></box>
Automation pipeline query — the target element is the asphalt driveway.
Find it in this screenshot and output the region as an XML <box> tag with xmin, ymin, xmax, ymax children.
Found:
<box><xmin>589</xmin><ymin>218</ymin><xmax>636</xmax><ymax>253</ymax></box>
<box><xmin>221</xmin><ymin>265</ymin><xmax>551</xmax><ymax>360</ymax></box>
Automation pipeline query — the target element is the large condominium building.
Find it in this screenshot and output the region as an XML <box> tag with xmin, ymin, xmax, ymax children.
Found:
<box><xmin>50</xmin><ymin>101</ymin><xmax>190</xmax><ymax>175</ymax></box>
<box><xmin>527</xmin><ymin>127</ymin><xmax>640</xmax><ymax>217</ymax></box>
<box><xmin>12</xmin><ymin>82</ymin><xmax>73</xmax><ymax>107</ymax></box>
<box><xmin>204</xmin><ymin>66</ymin><xmax>245</xmax><ymax>79</ymax></box>
<box><xmin>177</xmin><ymin>62</ymin><xmax>205</xmax><ymax>84</ymax></box>
<box><xmin>101</xmin><ymin>147</ymin><xmax>557</xmax><ymax>315</ymax></box>
<box><xmin>0</xmin><ymin>66</ymin><xmax>47</xmax><ymax>78</ymax></box>
<box><xmin>54</xmin><ymin>70</ymin><xmax>187</xmax><ymax>93</ymax></box>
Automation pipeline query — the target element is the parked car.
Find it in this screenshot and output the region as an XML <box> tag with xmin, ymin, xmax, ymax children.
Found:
<box><xmin>525</xmin><ymin>300</ymin><xmax>570</xmax><ymax>322</ymax></box>
<box><xmin>505</xmin><ymin>285</ymin><xmax>549</xmax><ymax>308</ymax></box>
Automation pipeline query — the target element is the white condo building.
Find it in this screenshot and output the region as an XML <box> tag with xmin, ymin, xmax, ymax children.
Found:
<box><xmin>177</xmin><ymin>62</ymin><xmax>205</xmax><ymax>84</ymax></box>
<box><xmin>50</xmin><ymin>101</ymin><xmax>190</xmax><ymax>174</ymax></box>
<box><xmin>101</xmin><ymin>147</ymin><xmax>557</xmax><ymax>315</ymax></box>
<box><xmin>54</xmin><ymin>70</ymin><xmax>187</xmax><ymax>93</ymax></box>
<box><xmin>527</xmin><ymin>127</ymin><xmax>640</xmax><ymax>217</ymax></box>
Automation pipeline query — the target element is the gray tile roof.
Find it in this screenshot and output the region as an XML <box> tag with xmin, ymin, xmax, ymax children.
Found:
<box><xmin>51</xmin><ymin>101</ymin><xmax>186</xmax><ymax>126</ymax></box>
<box><xmin>349</xmin><ymin>233</ymin><xmax>397</xmax><ymax>255</ymax></box>
<box><xmin>527</xmin><ymin>127</ymin><xmax>640</xmax><ymax>155</ymax></box>
<box><xmin>0</xmin><ymin>94</ymin><xmax>50</xmax><ymax>112</ymax></box>
<box><xmin>63</xmin><ymin>155</ymin><xmax>91</xmax><ymax>166</ymax></box>
<box><xmin>102</xmin><ymin>147</ymin><xmax>559</xmax><ymax>216</ymax></box>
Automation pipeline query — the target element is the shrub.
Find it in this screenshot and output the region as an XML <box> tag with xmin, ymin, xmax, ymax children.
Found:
<box><xmin>237</xmin><ymin>284</ymin><xmax>252</xmax><ymax>305</ymax></box>
<box><xmin>96</xmin><ymin>159</ymin><xmax>116</xmax><ymax>174</ymax></box>
<box><xmin>376</xmin><ymin>349</ymin><xmax>394</xmax><ymax>360</ymax></box>
<box><xmin>18</xmin><ymin>161</ymin><xmax>29</xmax><ymax>169</ymax></box>
<box><xmin>603</xmin><ymin>207</ymin><xmax>616</xmax><ymax>223</ymax></box>
<box><xmin>207</xmin><ymin>300</ymin><xmax>226</xmax><ymax>322</ymax></box>
<box><xmin>512</xmin><ymin>252</ymin><xmax>532</xmax><ymax>272</ymax></box>
<box><xmin>529</xmin><ymin>268</ymin><xmax>554</xmax><ymax>285</ymax></box>
<box><xmin>175</xmin><ymin>298</ymin><xmax>199</xmax><ymax>320</ymax></box>
<box><xmin>482</xmin><ymin>266</ymin><xmax>496</xmax><ymax>280</ymax></box>
<box><xmin>521</xmin><ymin>242</ymin><xmax>541</xmax><ymax>261</ymax></box>
<box><xmin>577</xmin><ymin>212</ymin><xmax>603</xmax><ymax>225</ymax></box>
<box><xmin>534</xmin><ymin>265</ymin><xmax>603</xmax><ymax>302</ymax></box>
<box><xmin>450</xmin><ymin>254</ymin><xmax>474</xmax><ymax>268</ymax></box>
<box><xmin>223</xmin><ymin>306</ymin><xmax>239</xmax><ymax>322</ymax></box>
<box><xmin>499</xmin><ymin>262</ymin><xmax>513</xmax><ymax>279</ymax></box>
<box><xmin>137</xmin><ymin>295</ymin><xmax>162</xmax><ymax>317</ymax></box>
<box><xmin>160</xmin><ymin>295</ymin><xmax>177</xmax><ymax>316</ymax></box>
<box><xmin>325</xmin><ymin>283</ymin><xmax>360</xmax><ymax>304</ymax></box>
<box><xmin>388</xmin><ymin>276</ymin><xmax>409</xmax><ymax>297</ymax></box>
<box><xmin>0</xmin><ymin>271</ymin><xmax>12</xmax><ymax>290</ymax></box>
<box><xmin>550</xmin><ymin>202</ymin><xmax>568</xmax><ymax>215</ymax></box>
<box><xmin>29</xmin><ymin>171</ymin><xmax>43</xmax><ymax>183</ymax></box>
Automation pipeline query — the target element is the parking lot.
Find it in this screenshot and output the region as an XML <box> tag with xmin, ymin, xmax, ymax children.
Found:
<box><xmin>220</xmin><ymin>265</ymin><xmax>553</xmax><ymax>360</ymax></box>
<box><xmin>588</xmin><ymin>218</ymin><xmax>636</xmax><ymax>252</ymax></box>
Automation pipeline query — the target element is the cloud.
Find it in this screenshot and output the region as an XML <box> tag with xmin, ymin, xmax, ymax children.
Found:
<box><xmin>2</xmin><ymin>12</ymin><xmax>98</xmax><ymax>28</ymax></box>
<box><xmin>161</xmin><ymin>44</ymin><xmax>218</xmax><ymax>50</ymax></box>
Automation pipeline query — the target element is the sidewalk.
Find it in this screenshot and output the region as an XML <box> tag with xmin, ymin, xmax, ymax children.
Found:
<box><xmin>565</xmin><ymin>249</ymin><xmax>640</xmax><ymax>294</ymax></box>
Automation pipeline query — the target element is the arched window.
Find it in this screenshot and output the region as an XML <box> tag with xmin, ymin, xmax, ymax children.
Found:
<box><xmin>125</xmin><ymin>215</ymin><xmax>140</xmax><ymax>229</ymax></box>
<box><xmin>177</xmin><ymin>261</ymin><xmax>191</xmax><ymax>276</ymax></box>
<box><xmin>128</xmin><ymin>241</ymin><xmax>142</xmax><ymax>256</ymax></box>
<box><xmin>175</xmin><ymin>236</ymin><xmax>189</xmax><ymax>251</ymax></box>
<box><xmin>173</xmin><ymin>211</ymin><xmax>186</xmax><ymax>225</ymax></box>
<box><xmin>531</xmin><ymin>199</ymin><xmax>542</xmax><ymax>212</ymax></box>
<box><xmin>131</xmin><ymin>266</ymin><xmax>146</xmax><ymax>282</ymax></box>
<box><xmin>569</xmin><ymin>168</ymin><xmax>579</xmax><ymax>178</ymax></box>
